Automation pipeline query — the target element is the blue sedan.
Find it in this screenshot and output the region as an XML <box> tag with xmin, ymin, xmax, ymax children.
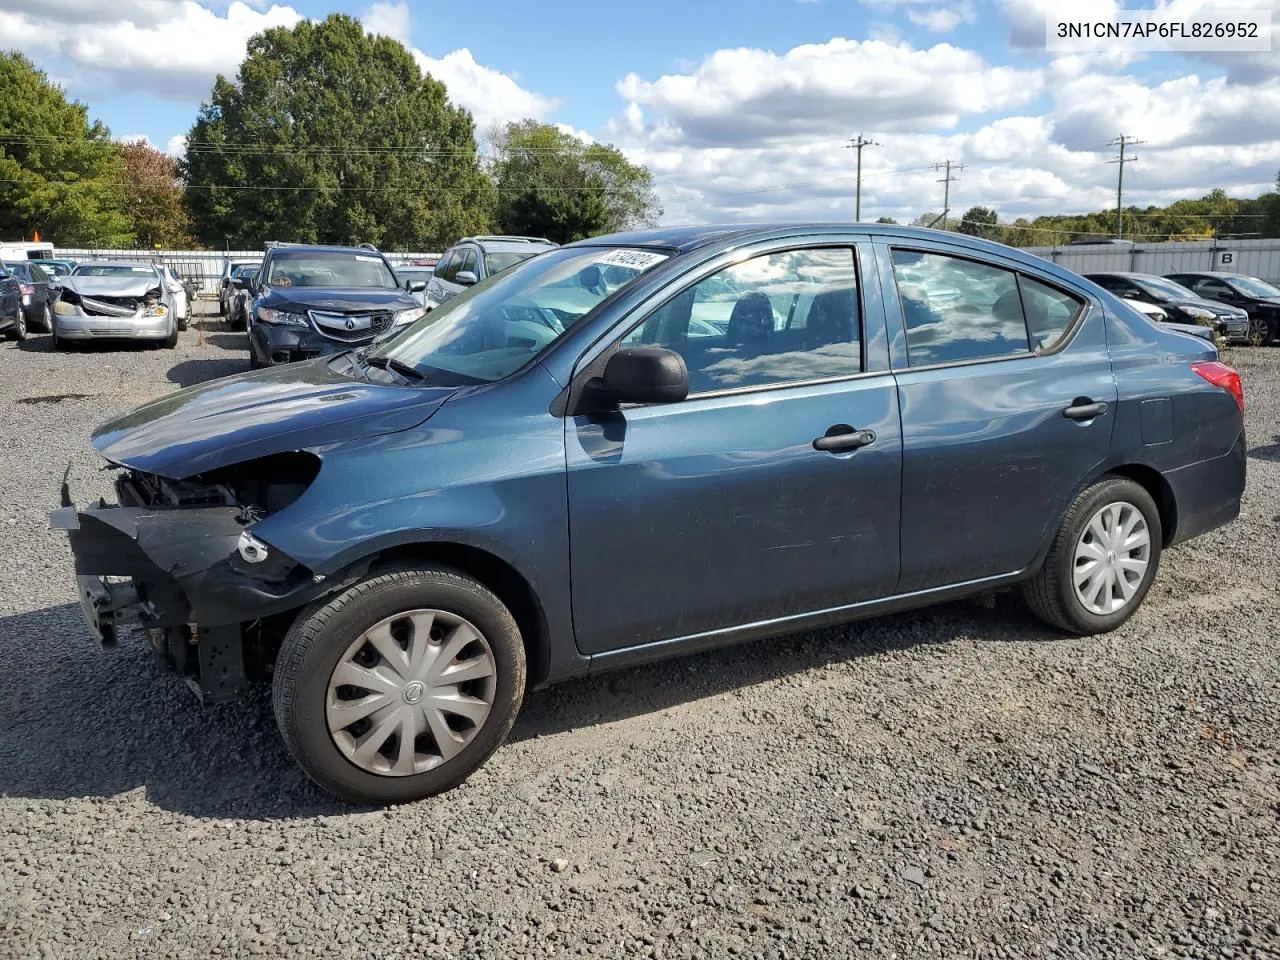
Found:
<box><xmin>56</xmin><ymin>224</ymin><xmax>1246</xmax><ymax>804</ymax></box>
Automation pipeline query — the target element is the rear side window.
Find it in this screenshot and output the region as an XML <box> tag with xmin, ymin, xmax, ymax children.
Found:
<box><xmin>435</xmin><ymin>251</ymin><xmax>458</xmax><ymax>280</ymax></box>
<box><xmin>892</xmin><ymin>251</ymin><xmax>1082</xmax><ymax>366</ymax></box>
<box><xmin>459</xmin><ymin>248</ymin><xmax>478</xmax><ymax>276</ymax></box>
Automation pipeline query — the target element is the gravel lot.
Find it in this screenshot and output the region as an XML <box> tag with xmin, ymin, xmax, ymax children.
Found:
<box><xmin>2</xmin><ymin>304</ymin><xmax>1278</xmax><ymax>960</ymax></box>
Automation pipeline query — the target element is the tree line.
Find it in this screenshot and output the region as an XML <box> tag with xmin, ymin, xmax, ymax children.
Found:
<box><xmin>0</xmin><ymin>15</ymin><xmax>660</xmax><ymax>251</ymax></box>
<box><xmin>5</xmin><ymin>13</ymin><xmax>1280</xmax><ymax>252</ymax></box>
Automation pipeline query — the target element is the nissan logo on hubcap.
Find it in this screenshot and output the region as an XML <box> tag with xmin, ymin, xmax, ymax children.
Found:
<box><xmin>402</xmin><ymin>681</ymin><xmax>425</xmax><ymax>704</ymax></box>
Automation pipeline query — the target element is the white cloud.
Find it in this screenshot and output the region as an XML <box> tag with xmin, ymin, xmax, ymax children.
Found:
<box><xmin>166</xmin><ymin>134</ymin><xmax>188</xmax><ymax>159</ymax></box>
<box><xmin>617</xmin><ymin>39</ymin><xmax>1044</xmax><ymax>148</ymax></box>
<box><xmin>413</xmin><ymin>48</ymin><xmax>559</xmax><ymax>135</ymax></box>
<box><xmin>906</xmin><ymin>4</ymin><xmax>975</xmax><ymax>31</ymax></box>
<box><xmin>0</xmin><ymin>1</ymin><xmax>302</xmax><ymax>101</ymax></box>
<box><xmin>362</xmin><ymin>1</ymin><xmax>411</xmax><ymax>46</ymax></box>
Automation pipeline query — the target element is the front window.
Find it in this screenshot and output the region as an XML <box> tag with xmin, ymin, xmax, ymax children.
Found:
<box><xmin>1228</xmin><ymin>276</ymin><xmax>1280</xmax><ymax>298</ymax></box>
<box><xmin>485</xmin><ymin>252</ymin><xmax>536</xmax><ymax>276</ymax></box>
<box><xmin>1132</xmin><ymin>276</ymin><xmax>1196</xmax><ymax>299</ymax></box>
<box><xmin>368</xmin><ymin>246</ymin><xmax>670</xmax><ymax>385</ymax></box>
<box><xmin>72</xmin><ymin>264</ymin><xmax>158</xmax><ymax>277</ymax></box>
<box><xmin>266</xmin><ymin>251</ymin><xmax>397</xmax><ymax>289</ymax></box>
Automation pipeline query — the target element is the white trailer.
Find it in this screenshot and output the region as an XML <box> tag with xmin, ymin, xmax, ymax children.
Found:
<box><xmin>1024</xmin><ymin>238</ymin><xmax>1280</xmax><ymax>283</ymax></box>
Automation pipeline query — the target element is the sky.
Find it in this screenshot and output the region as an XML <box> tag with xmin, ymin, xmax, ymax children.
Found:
<box><xmin>2</xmin><ymin>0</ymin><xmax>1279</xmax><ymax>235</ymax></box>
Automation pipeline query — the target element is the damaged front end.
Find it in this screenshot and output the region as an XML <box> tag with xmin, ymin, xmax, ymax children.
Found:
<box><xmin>52</xmin><ymin>452</ymin><xmax>345</xmax><ymax>703</ymax></box>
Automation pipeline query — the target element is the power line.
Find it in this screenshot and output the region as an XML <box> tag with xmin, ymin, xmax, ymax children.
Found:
<box><xmin>1107</xmin><ymin>134</ymin><xmax>1145</xmax><ymax>239</ymax></box>
<box><xmin>844</xmin><ymin>134</ymin><xmax>878</xmax><ymax>222</ymax></box>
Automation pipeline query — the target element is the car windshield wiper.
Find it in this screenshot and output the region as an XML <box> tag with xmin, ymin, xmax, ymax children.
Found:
<box><xmin>361</xmin><ymin>355</ymin><xmax>426</xmax><ymax>382</ymax></box>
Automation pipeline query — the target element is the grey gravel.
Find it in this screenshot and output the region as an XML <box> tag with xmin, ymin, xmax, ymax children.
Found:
<box><xmin>2</xmin><ymin>306</ymin><xmax>1279</xmax><ymax>959</ymax></box>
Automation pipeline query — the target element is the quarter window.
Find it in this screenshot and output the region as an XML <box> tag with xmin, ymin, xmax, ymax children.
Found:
<box><xmin>459</xmin><ymin>248</ymin><xmax>479</xmax><ymax>276</ymax></box>
<box><xmin>435</xmin><ymin>252</ymin><xmax>458</xmax><ymax>281</ymax></box>
<box><xmin>891</xmin><ymin>251</ymin><xmax>1079</xmax><ymax>365</ymax></box>
<box><xmin>622</xmin><ymin>248</ymin><xmax>861</xmax><ymax>394</ymax></box>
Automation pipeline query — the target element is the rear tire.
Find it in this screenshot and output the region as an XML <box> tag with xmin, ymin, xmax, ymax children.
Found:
<box><xmin>1023</xmin><ymin>476</ymin><xmax>1162</xmax><ymax>635</ymax></box>
<box><xmin>39</xmin><ymin>302</ymin><xmax>52</xmax><ymax>333</ymax></box>
<box><xmin>273</xmin><ymin>565</ymin><xmax>526</xmax><ymax>805</ymax></box>
<box><xmin>6</xmin><ymin>307</ymin><xmax>27</xmax><ymax>341</ymax></box>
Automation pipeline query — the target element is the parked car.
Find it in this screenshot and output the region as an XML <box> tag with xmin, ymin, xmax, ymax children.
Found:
<box><xmin>220</xmin><ymin>259</ymin><xmax>260</xmax><ymax>317</ymax></box>
<box><xmin>1164</xmin><ymin>271</ymin><xmax>1280</xmax><ymax>345</ymax></box>
<box><xmin>1125</xmin><ymin>298</ymin><xmax>1213</xmax><ymax>342</ymax></box>
<box><xmin>1083</xmin><ymin>272</ymin><xmax>1251</xmax><ymax>343</ymax></box>
<box><xmin>426</xmin><ymin>236</ymin><xmax>557</xmax><ymax>309</ymax></box>
<box><xmin>54</xmin><ymin>224</ymin><xmax>1246</xmax><ymax>805</ymax></box>
<box><xmin>393</xmin><ymin>266</ymin><xmax>436</xmax><ymax>307</ymax></box>
<box><xmin>240</xmin><ymin>243</ymin><xmax>427</xmax><ymax>367</ymax></box>
<box><xmin>34</xmin><ymin>258</ymin><xmax>76</xmax><ymax>279</ymax></box>
<box><xmin>53</xmin><ymin>262</ymin><xmax>178</xmax><ymax>349</ymax></box>
<box><xmin>0</xmin><ymin>264</ymin><xmax>24</xmax><ymax>340</ymax></box>
<box><xmin>224</xmin><ymin>263</ymin><xmax>260</xmax><ymax>329</ymax></box>
<box><xmin>2</xmin><ymin>260</ymin><xmax>58</xmax><ymax>334</ymax></box>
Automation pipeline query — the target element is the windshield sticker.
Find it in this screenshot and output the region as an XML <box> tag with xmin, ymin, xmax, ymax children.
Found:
<box><xmin>595</xmin><ymin>249</ymin><xmax>668</xmax><ymax>271</ymax></box>
<box><xmin>355</xmin><ymin>255</ymin><xmax>381</xmax><ymax>262</ymax></box>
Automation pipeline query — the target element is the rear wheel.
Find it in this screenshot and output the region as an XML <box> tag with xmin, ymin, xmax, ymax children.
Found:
<box><xmin>273</xmin><ymin>566</ymin><xmax>526</xmax><ymax>805</ymax></box>
<box><xmin>6</xmin><ymin>307</ymin><xmax>27</xmax><ymax>341</ymax></box>
<box><xmin>38</xmin><ymin>302</ymin><xmax>52</xmax><ymax>333</ymax></box>
<box><xmin>1023</xmin><ymin>476</ymin><xmax>1162</xmax><ymax>634</ymax></box>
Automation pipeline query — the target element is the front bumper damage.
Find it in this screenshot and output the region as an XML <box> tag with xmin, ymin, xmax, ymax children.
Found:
<box><xmin>51</xmin><ymin>481</ymin><xmax>342</xmax><ymax>703</ymax></box>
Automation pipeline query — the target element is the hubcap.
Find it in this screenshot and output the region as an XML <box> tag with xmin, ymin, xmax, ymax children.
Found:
<box><xmin>1072</xmin><ymin>501</ymin><xmax>1151</xmax><ymax>615</ymax></box>
<box><xmin>325</xmin><ymin>609</ymin><xmax>497</xmax><ymax>777</ymax></box>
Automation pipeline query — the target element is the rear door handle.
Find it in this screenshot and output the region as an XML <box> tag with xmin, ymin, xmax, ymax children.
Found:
<box><xmin>1063</xmin><ymin>399</ymin><xmax>1109</xmax><ymax>421</ymax></box>
<box><xmin>813</xmin><ymin>425</ymin><xmax>876</xmax><ymax>452</ymax></box>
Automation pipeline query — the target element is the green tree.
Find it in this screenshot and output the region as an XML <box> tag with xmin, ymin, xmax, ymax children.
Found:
<box><xmin>182</xmin><ymin>14</ymin><xmax>493</xmax><ymax>249</ymax></box>
<box><xmin>958</xmin><ymin>205</ymin><xmax>999</xmax><ymax>239</ymax></box>
<box><xmin>875</xmin><ymin>216</ymin><xmax>897</xmax><ymax>224</ymax></box>
<box><xmin>0</xmin><ymin>52</ymin><xmax>132</xmax><ymax>245</ymax></box>
<box><xmin>490</xmin><ymin>120</ymin><xmax>660</xmax><ymax>243</ymax></box>
<box><xmin>119</xmin><ymin>140</ymin><xmax>194</xmax><ymax>248</ymax></box>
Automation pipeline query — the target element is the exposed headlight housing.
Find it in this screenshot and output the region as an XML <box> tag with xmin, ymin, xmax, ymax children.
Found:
<box><xmin>392</xmin><ymin>306</ymin><xmax>427</xmax><ymax>327</ymax></box>
<box><xmin>142</xmin><ymin>304</ymin><xmax>168</xmax><ymax>317</ymax></box>
<box><xmin>53</xmin><ymin>299</ymin><xmax>79</xmax><ymax>316</ymax></box>
<box><xmin>1184</xmin><ymin>307</ymin><xmax>1215</xmax><ymax>322</ymax></box>
<box><xmin>258</xmin><ymin>307</ymin><xmax>308</xmax><ymax>326</ymax></box>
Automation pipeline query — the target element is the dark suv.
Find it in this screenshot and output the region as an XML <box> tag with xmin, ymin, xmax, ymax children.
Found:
<box><xmin>1164</xmin><ymin>272</ymin><xmax>1280</xmax><ymax>345</ymax></box>
<box><xmin>240</xmin><ymin>244</ymin><xmax>428</xmax><ymax>367</ymax></box>
<box><xmin>1083</xmin><ymin>272</ymin><xmax>1250</xmax><ymax>344</ymax></box>
<box><xmin>425</xmin><ymin>236</ymin><xmax>557</xmax><ymax>309</ymax></box>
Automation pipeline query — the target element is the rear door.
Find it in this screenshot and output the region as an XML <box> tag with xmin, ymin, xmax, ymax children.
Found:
<box><xmin>428</xmin><ymin>251</ymin><xmax>459</xmax><ymax>307</ymax></box>
<box><xmin>879</xmin><ymin>242</ymin><xmax>1116</xmax><ymax>591</ymax></box>
<box><xmin>566</xmin><ymin>238</ymin><xmax>904</xmax><ymax>655</ymax></box>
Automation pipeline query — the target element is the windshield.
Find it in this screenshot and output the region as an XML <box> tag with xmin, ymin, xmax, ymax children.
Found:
<box><xmin>396</xmin><ymin>268</ymin><xmax>434</xmax><ymax>284</ymax></box>
<box><xmin>266</xmin><ymin>251</ymin><xmax>397</xmax><ymax>290</ymax></box>
<box><xmin>1134</xmin><ymin>276</ymin><xmax>1196</xmax><ymax>299</ymax></box>
<box><xmin>368</xmin><ymin>246</ymin><xmax>670</xmax><ymax>385</ymax></box>
<box><xmin>1229</xmin><ymin>276</ymin><xmax>1280</xmax><ymax>298</ymax></box>
<box><xmin>73</xmin><ymin>264</ymin><xmax>157</xmax><ymax>277</ymax></box>
<box><xmin>232</xmin><ymin>264</ymin><xmax>258</xmax><ymax>278</ymax></box>
<box><xmin>485</xmin><ymin>251</ymin><xmax>538</xmax><ymax>276</ymax></box>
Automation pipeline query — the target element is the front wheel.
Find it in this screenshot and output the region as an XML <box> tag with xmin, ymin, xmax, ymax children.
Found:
<box><xmin>273</xmin><ymin>566</ymin><xmax>526</xmax><ymax>804</ymax></box>
<box><xmin>6</xmin><ymin>307</ymin><xmax>27</xmax><ymax>341</ymax></box>
<box><xmin>1023</xmin><ymin>476</ymin><xmax>1162</xmax><ymax>634</ymax></box>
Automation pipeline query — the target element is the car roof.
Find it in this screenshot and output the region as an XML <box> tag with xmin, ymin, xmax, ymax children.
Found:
<box><xmin>1083</xmin><ymin>271</ymin><xmax>1165</xmax><ymax>280</ymax></box>
<box><xmin>1165</xmin><ymin>271</ymin><xmax>1255</xmax><ymax>280</ymax></box>
<box><xmin>267</xmin><ymin>244</ymin><xmax>387</xmax><ymax>258</ymax></box>
<box><xmin>74</xmin><ymin>261</ymin><xmax>158</xmax><ymax>270</ymax></box>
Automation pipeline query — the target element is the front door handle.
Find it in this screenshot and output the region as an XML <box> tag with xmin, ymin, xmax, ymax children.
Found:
<box><xmin>1063</xmin><ymin>399</ymin><xmax>1109</xmax><ymax>421</ymax></box>
<box><xmin>813</xmin><ymin>425</ymin><xmax>876</xmax><ymax>452</ymax></box>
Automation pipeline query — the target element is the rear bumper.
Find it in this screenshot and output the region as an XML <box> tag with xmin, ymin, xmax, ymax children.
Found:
<box><xmin>1166</xmin><ymin>431</ymin><xmax>1247</xmax><ymax>546</ymax></box>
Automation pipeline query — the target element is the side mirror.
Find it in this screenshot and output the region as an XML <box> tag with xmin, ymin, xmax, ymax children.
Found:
<box><xmin>231</xmin><ymin>277</ymin><xmax>248</xmax><ymax>289</ymax></box>
<box><xmin>589</xmin><ymin>347</ymin><xmax>689</xmax><ymax>408</ymax></box>
<box><xmin>455</xmin><ymin>270</ymin><xmax>478</xmax><ymax>286</ymax></box>
<box><xmin>407</xmin><ymin>280</ymin><xmax>427</xmax><ymax>293</ymax></box>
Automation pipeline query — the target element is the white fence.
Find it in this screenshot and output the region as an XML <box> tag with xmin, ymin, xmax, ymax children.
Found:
<box><xmin>1023</xmin><ymin>238</ymin><xmax>1280</xmax><ymax>282</ymax></box>
<box><xmin>53</xmin><ymin>248</ymin><xmax>442</xmax><ymax>297</ymax></box>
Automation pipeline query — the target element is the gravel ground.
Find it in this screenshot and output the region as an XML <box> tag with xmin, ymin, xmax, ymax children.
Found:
<box><xmin>1</xmin><ymin>305</ymin><xmax>1278</xmax><ymax>960</ymax></box>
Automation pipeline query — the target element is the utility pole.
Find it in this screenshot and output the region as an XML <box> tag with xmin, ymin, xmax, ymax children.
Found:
<box><xmin>933</xmin><ymin>160</ymin><xmax>964</xmax><ymax>230</ymax></box>
<box><xmin>845</xmin><ymin>135</ymin><xmax>878</xmax><ymax>221</ymax></box>
<box><xmin>1107</xmin><ymin>134</ymin><xmax>1144</xmax><ymax>239</ymax></box>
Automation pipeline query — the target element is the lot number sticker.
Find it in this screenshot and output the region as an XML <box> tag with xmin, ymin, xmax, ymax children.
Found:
<box><xmin>595</xmin><ymin>249</ymin><xmax>669</xmax><ymax>271</ymax></box>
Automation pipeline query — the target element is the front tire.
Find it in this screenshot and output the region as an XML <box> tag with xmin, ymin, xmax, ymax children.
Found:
<box><xmin>273</xmin><ymin>566</ymin><xmax>526</xmax><ymax>805</ymax></box>
<box><xmin>6</xmin><ymin>307</ymin><xmax>27</xmax><ymax>341</ymax></box>
<box><xmin>39</xmin><ymin>302</ymin><xmax>52</xmax><ymax>333</ymax></box>
<box><xmin>1023</xmin><ymin>476</ymin><xmax>1162</xmax><ymax>635</ymax></box>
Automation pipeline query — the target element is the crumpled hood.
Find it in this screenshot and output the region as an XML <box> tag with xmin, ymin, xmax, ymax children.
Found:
<box><xmin>92</xmin><ymin>358</ymin><xmax>454</xmax><ymax>478</ymax></box>
<box><xmin>260</xmin><ymin>285</ymin><xmax>419</xmax><ymax>313</ymax></box>
<box><xmin>64</xmin><ymin>276</ymin><xmax>160</xmax><ymax>297</ymax></box>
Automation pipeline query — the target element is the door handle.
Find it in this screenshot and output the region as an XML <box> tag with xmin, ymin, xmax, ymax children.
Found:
<box><xmin>813</xmin><ymin>426</ymin><xmax>876</xmax><ymax>452</ymax></box>
<box><xmin>1063</xmin><ymin>399</ymin><xmax>1108</xmax><ymax>421</ymax></box>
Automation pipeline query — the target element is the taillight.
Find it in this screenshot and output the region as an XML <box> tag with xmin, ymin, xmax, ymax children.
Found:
<box><xmin>1192</xmin><ymin>361</ymin><xmax>1244</xmax><ymax>414</ymax></box>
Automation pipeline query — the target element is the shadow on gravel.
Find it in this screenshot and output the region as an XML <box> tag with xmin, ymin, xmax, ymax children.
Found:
<box><xmin>201</xmin><ymin>332</ymin><xmax>249</xmax><ymax>351</ymax></box>
<box><xmin>13</xmin><ymin>333</ymin><xmax>54</xmax><ymax>352</ymax></box>
<box><xmin>1247</xmin><ymin>436</ymin><xmax>1280</xmax><ymax>462</ymax></box>
<box><xmin>167</xmin><ymin>356</ymin><xmax>250</xmax><ymax>387</ymax></box>
<box><xmin>0</xmin><ymin>597</ymin><xmax>1042</xmax><ymax>819</ymax></box>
